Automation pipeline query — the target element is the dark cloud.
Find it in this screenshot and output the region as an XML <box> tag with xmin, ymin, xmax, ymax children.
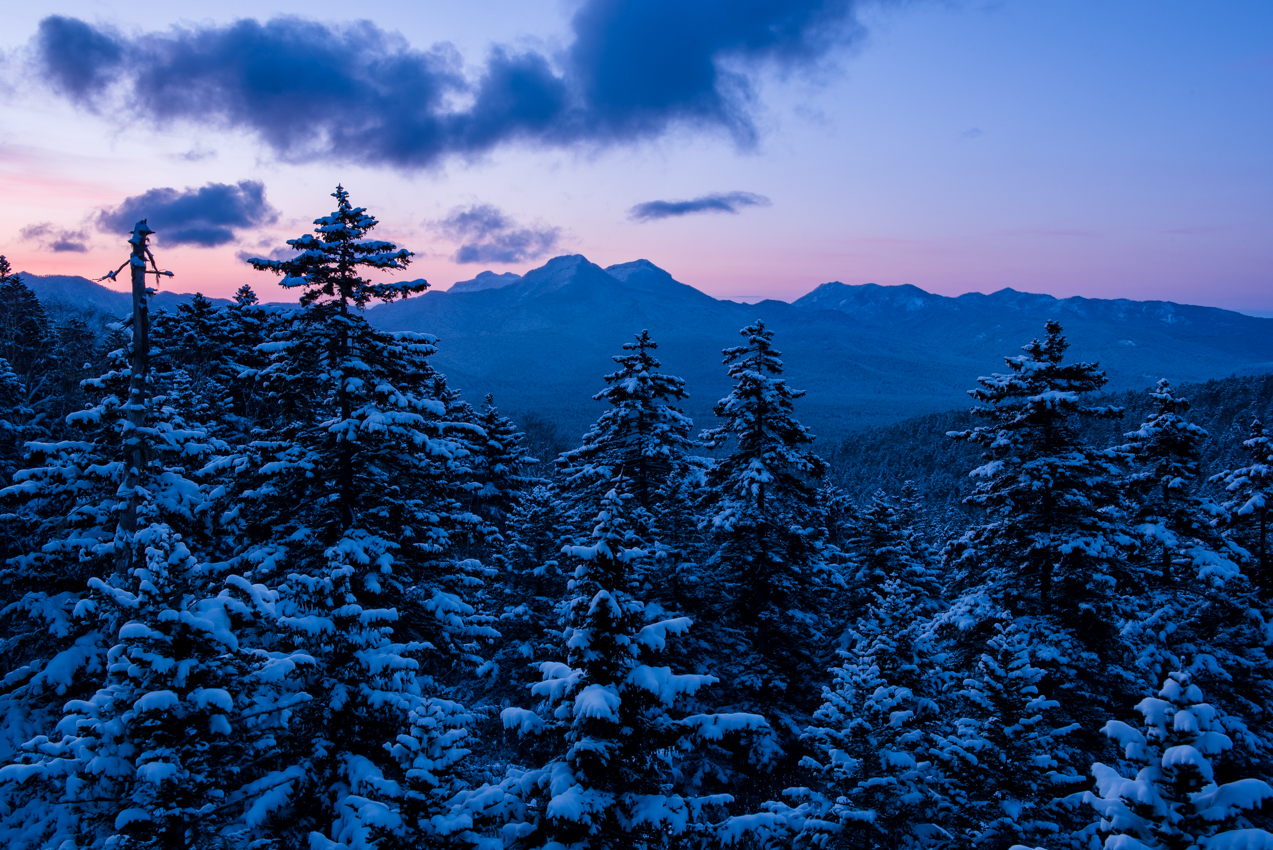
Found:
<box><xmin>628</xmin><ymin>191</ymin><xmax>772</xmax><ymax>221</ymax></box>
<box><xmin>31</xmin><ymin>2</ymin><xmax>872</xmax><ymax>168</ymax></box>
<box><xmin>36</xmin><ymin>16</ymin><xmax>125</xmax><ymax>102</ymax></box>
<box><xmin>20</xmin><ymin>222</ymin><xmax>90</xmax><ymax>253</ymax></box>
<box><xmin>96</xmin><ymin>180</ymin><xmax>279</xmax><ymax>248</ymax></box>
<box><xmin>439</xmin><ymin>204</ymin><xmax>562</xmax><ymax>264</ymax></box>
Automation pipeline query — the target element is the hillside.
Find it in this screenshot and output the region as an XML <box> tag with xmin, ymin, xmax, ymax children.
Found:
<box><xmin>21</xmin><ymin>259</ymin><xmax>1273</xmax><ymax>445</ymax></box>
<box><xmin>366</xmin><ymin>256</ymin><xmax>1273</xmax><ymax>442</ymax></box>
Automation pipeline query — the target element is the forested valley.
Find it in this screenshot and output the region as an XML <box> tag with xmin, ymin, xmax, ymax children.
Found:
<box><xmin>0</xmin><ymin>189</ymin><xmax>1269</xmax><ymax>850</ymax></box>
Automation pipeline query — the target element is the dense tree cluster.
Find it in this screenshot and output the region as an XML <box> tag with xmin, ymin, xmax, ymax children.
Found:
<box><xmin>0</xmin><ymin>191</ymin><xmax>1269</xmax><ymax>849</ymax></box>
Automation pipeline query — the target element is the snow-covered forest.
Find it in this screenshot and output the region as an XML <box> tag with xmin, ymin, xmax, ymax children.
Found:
<box><xmin>0</xmin><ymin>188</ymin><xmax>1270</xmax><ymax>849</ymax></box>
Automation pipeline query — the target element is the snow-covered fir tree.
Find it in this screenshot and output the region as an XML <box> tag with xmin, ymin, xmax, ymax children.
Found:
<box><xmin>1122</xmin><ymin>380</ymin><xmax>1234</xmax><ymax>586</ymax></box>
<box><xmin>791</xmin><ymin>577</ymin><xmax>952</xmax><ymax>849</ymax></box>
<box><xmin>0</xmin><ymin>224</ymin><xmax>266</xmax><ymax>848</ymax></box>
<box><xmin>1214</xmin><ymin>419</ymin><xmax>1272</xmax><ymax>592</ymax></box>
<box><xmin>945</xmin><ymin>321</ymin><xmax>1132</xmax><ymax>625</ymax></box>
<box><xmin>941</xmin><ymin>621</ymin><xmax>1087</xmax><ymax>850</ymax></box>
<box><xmin>476</xmin><ymin>489</ymin><xmax>770</xmax><ymax>849</ymax></box>
<box><xmin>469</xmin><ymin>395</ymin><xmax>539</xmax><ymax>535</ymax></box>
<box><xmin>482</xmin><ymin>483</ymin><xmax>574</xmax><ymax>714</ymax></box>
<box><xmin>841</xmin><ymin>492</ymin><xmax>943</xmax><ymax>623</ymax></box>
<box><xmin>697</xmin><ymin>320</ymin><xmax>835</xmax><ymax>739</ymax></box>
<box><xmin>1086</xmin><ymin>671</ymin><xmax>1273</xmax><ymax>849</ymax></box>
<box><xmin>207</xmin><ymin>186</ymin><xmax>491</xmax><ymax>847</ymax></box>
<box><xmin>555</xmin><ymin>329</ymin><xmax>698</xmax><ymax>536</ymax></box>
<box><xmin>1116</xmin><ymin>382</ymin><xmax>1273</xmax><ymax>768</ymax></box>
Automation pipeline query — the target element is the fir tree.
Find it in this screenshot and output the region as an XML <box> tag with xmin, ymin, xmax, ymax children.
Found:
<box><xmin>843</xmin><ymin>492</ymin><xmax>943</xmax><ymax>622</ymax></box>
<box><xmin>1122</xmin><ymin>380</ymin><xmax>1234</xmax><ymax>586</ymax></box>
<box><xmin>941</xmin><ymin>622</ymin><xmax>1087</xmax><ymax>850</ymax></box>
<box><xmin>1214</xmin><ymin>419</ymin><xmax>1272</xmax><ymax>591</ymax></box>
<box><xmin>0</xmin><ymin>257</ymin><xmax>52</xmax><ymax>382</ymax></box>
<box><xmin>698</xmin><ymin>320</ymin><xmax>834</xmax><ymax>724</ymax></box>
<box><xmin>1086</xmin><ymin>671</ymin><xmax>1273</xmax><ymax>849</ymax></box>
<box><xmin>218</xmin><ymin>186</ymin><xmax>488</xmax><ymax>847</ymax></box>
<box><xmin>945</xmin><ymin>321</ymin><xmax>1131</xmax><ymax>632</ymax></box>
<box><xmin>556</xmin><ymin>329</ymin><xmax>697</xmax><ymax>524</ymax></box>
<box><xmin>0</xmin><ymin>226</ymin><xmax>262</xmax><ymax>848</ymax></box>
<box><xmin>794</xmin><ymin>578</ymin><xmax>952</xmax><ymax>850</ymax></box>
<box><xmin>480</xmin><ymin>489</ymin><xmax>770</xmax><ymax>849</ymax></box>
<box><xmin>470</xmin><ymin>394</ymin><xmax>539</xmax><ymax>535</ymax></box>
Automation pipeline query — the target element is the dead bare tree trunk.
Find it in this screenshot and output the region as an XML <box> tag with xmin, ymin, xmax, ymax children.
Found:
<box><xmin>104</xmin><ymin>220</ymin><xmax>170</xmax><ymax>574</ymax></box>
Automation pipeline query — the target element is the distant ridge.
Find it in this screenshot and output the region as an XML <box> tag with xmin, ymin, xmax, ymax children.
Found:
<box><xmin>364</xmin><ymin>256</ymin><xmax>1273</xmax><ymax>437</ymax></box>
<box><xmin>19</xmin><ymin>260</ymin><xmax>1273</xmax><ymax>438</ymax></box>
<box><xmin>19</xmin><ymin>272</ymin><xmax>298</xmax><ymax>316</ymax></box>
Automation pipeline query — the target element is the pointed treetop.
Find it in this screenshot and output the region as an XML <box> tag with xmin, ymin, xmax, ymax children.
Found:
<box><xmin>248</xmin><ymin>185</ymin><xmax>425</xmax><ymax>308</ymax></box>
<box><xmin>722</xmin><ymin>319</ymin><xmax>783</xmax><ymax>376</ymax></box>
<box><xmin>233</xmin><ymin>284</ymin><xmax>259</xmax><ymax>307</ymax></box>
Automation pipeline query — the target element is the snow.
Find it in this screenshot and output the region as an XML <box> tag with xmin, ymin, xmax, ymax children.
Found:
<box><xmin>132</xmin><ymin>690</ymin><xmax>179</xmax><ymax>713</ymax></box>
<box><xmin>627</xmin><ymin>665</ymin><xmax>717</xmax><ymax>705</ymax></box>
<box><xmin>680</xmin><ymin>713</ymin><xmax>769</xmax><ymax>740</ymax></box>
<box><xmin>572</xmin><ymin>684</ymin><xmax>621</xmax><ymax>721</ymax></box>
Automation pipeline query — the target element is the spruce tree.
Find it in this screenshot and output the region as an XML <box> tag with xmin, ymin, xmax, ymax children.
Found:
<box><xmin>941</xmin><ymin>622</ymin><xmax>1087</xmax><ymax>849</ymax></box>
<box><xmin>944</xmin><ymin>321</ymin><xmax>1131</xmax><ymax>634</ymax></box>
<box><xmin>794</xmin><ymin>578</ymin><xmax>952</xmax><ymax>849</ymax></box>
<box><xmin>1214</xmin><ymin>419</ymin><xmax>1272</xmax><ymax>591</ymax></box>
<box><xmin>698</xmin><ymin>320</ymin><xmax>833</xmax><ymax>727</ymax></box>
<box><xmin>1086</xmin><ymin>671</ymin><xmax>1273</xmax><ymax>849</ymax></box>
<box><xmin>470</xmin><ymin>394</ymin><xmax>539</xmax><ymax>535</ymax></box>
<box><xmin>1123</xmin><ymin>380</ymin><xmax>1234</xmax><ymax>586</ymax></box>
<box><xmin>0</xmin><ymin>257</ymin><xmax>52</xmax><ymax>382</ymax></box>
<box><xmin>480</xmin><ymin>489</ymin><xmax>770</xmax><ymax>849</ymax></box>
<box><xmin>0</xmin><ymin>226</ymin><xmax>260</xmax><ymax>849</ymax></box>
<box><xmin>556</xmin><ymin>329</ymin><xmax>698</xmax><ymax>526</ymax></box>
<box><xmin>219</xmin><ymin>186</ymin><xmax>487</xmax><ymax>847</ymax></box>
<box><xmin>843</xmin><ymin>492</ymin><xmax>943</xmax><ymax>622</ymax></box>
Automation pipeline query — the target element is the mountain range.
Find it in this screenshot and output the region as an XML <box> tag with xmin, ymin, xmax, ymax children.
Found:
<box><xmin>21</xmin><ymin>258</ymin><xmax>1273</xmax><ymax>440</ymax></box>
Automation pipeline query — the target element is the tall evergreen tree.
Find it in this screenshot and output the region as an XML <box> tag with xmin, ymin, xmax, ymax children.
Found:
<box><xmin>479</xmin><ymin>489</ymin><xmax>770</xmax><ymax>849</ymax></box>
<box><xmin>698</xmin><ymin>320</ymin><xmax>833</xmax><ymax>721</ymax></box>
<box><xmin>793</xmin><ymin>577</ymin><xmax>952</xmax><ymax>850</ymax></box>
<box><xmin>1214</xmin><ymin>419</ymin><xmax>1272</xmax><ymax>591</ymax></box>
<box><xmin>470</xmin><ymin>394</ymin><xmax>539</xmax><ymax>535</ymax></box>
<box><xmin>842</xmin><ymin>492</ymin><xmax>943</xmax><ymax>623</ymax></box>
<box><xmin>0</xmin><ymin>227</ymin><xmax>263</xmax><ymax>849</ymax></box>
<box><xmin>935</xmin><ymin>322</ymin><xmax>1143</xmax><ymax>848</ymax></box>
<box><xmin>0</xmin><ymin>257</ymin><xmax>52</xmax><ymax>382</ymax></box>
<box><xmin>217</xmin><ymin>186</ymin><xmax>488</xmax><ymax>847</ymax></box>
<box><xmin>1122</xmin><ymin>380</ymin><xmax>1235</xmax><ymax>586</ymax></box>
<box><xmin>941</xmin><ymin>622</ymin><xmax>1087</xmax><ymax>850</ymax></box>
<box><xmin>556</xmin><ymin>329</ymin><xmax>697</xmax><ymax>519</ymax></box>
<box><xmin>944</xmin><ymin>321</ymin><xmax>1131</xmax><ymax>632</ymax></box>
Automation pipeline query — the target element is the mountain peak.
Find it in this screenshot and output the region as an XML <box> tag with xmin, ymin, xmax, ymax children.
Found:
<box><xmin>792</xmin><ymin>281</ymin><xmax>942</xmax><ymax>318</ymax></box>
<box><xmin>449</xmin><ymin>270</ymin><xmax>522</xmax><ymax>294</ymax></box>
<box><xmin>605</xmin><ymin>258</ymin><xmax>664</xmax><ymax>281</ymax></box>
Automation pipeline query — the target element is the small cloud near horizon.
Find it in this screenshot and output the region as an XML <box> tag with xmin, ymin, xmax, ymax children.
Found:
<box><xmin>437</xmin><ymin>204</ymin><xmax>562</xmax><ymax>264</ymax></box>
<box><xmin>20</xmin><ymin>222</ymin><xmax>90</xmax><ymax>252</ymax></box>
<box><xmin>628</xmin><ymin>191</ymin><xmax>772</xmax><ymax>222</ymax></box>
<box><xmin>97</xmin><ymin>180</ymin><xmax>279</xmax><ymax>247</ymax></box>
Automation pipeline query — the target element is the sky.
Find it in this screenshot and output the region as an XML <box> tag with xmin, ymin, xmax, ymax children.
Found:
<box><xmin>0</xmin><ymin>1</ymin><xmax>1270</xmax><ymax>313</ymax></box>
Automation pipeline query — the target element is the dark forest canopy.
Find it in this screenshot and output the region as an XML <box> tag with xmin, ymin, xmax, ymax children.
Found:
<box><xmin>0</xmin><ymin>195</ymin><xmax>1270</xmax><ymax>849</ymax></box>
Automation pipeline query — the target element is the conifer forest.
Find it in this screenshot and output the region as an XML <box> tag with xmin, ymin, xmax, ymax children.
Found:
<box><xmin>0</xmin><ymin>188</ymin><xmax>1271</xmax><ymax>850</ymax></box>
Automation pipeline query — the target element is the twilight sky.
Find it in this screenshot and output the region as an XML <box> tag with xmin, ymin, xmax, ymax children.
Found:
<box><xmin>1</xmin><ymin>1</ymin><xmax>1270</xmax><ymax>313</ymax></box>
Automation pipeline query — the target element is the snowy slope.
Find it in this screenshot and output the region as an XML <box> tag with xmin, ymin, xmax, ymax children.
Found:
<box><xmin>366</xmin><ymin>257</ymin><xmax>1273</xmax><ymax>439</ymax></box>
<box><xmin>23</xmin><ymin>260</ymin><xmax>1273</xmax><ymax>439</ymax></box>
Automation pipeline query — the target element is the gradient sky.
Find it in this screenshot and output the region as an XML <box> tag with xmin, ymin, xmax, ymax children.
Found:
<box><xmin>1</xmin><ymin>1</ymin><xmax>1270</xmax><ymax>313</ymax></box>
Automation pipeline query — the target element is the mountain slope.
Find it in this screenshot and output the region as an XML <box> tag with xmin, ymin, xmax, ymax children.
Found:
<box><xmin>21</xmin><ymin>261</ymin><xmax>1272</xmax><ymax>442</ymax></box>
<box><xmin>366</xmin><ymin>258</ymin><xmax>1273</xmax><ymax>440</ymax></box>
